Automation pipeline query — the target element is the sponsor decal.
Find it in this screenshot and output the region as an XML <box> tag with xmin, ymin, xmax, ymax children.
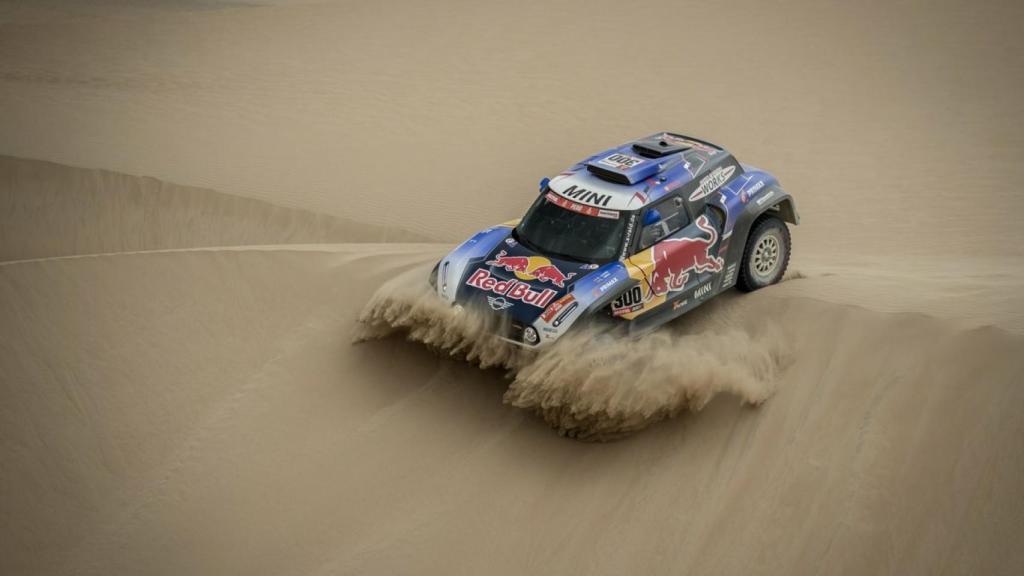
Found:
<box><xmin>598</xmin><ymin>153</ymin><xmax>645</xmax><ymax>171</ymax></box>
<box><xmin>559</xmin><ymin>185</ymin><xmax>612</xmax><ymax>208</ymax></box>
<box><xmin>755</xmin><ymin>190</ymin><xmax>777</xmax><ymax>206</ymax></box>
<box><xmin>590</xmin><ymin>270</ymin><xmax>613</xmax><ymax>295</ymax></box>
<box><xmin>723</xmin><ymin>263</ymin><xmax>737</xmax><ymax>286</ymax></box>
<box><xmin>486</xmin><ymin>250</ymin><xmax>577</xmax><ymax>288</ymax></box>
<box><xmin>611</xmin><ymin>285</ymin><xmax>645</xmax><ymax>317</ymax></box>
<box><xmin>621</xmin><ymin>213</ymin><xmax>637</xmax><ymax>257</ymax></box>
<box><xmin>487</xmin><ymin>296</ymin><xmax>514</xmax><ymax>311</ymax></box>
<box><xmin>504</xmin><ymin>237</ymin><xmax>517</xmax><ymax>246</ymax></box>
<box><xmin>465</xmin><ymin>269</ymin><xmax>557</xmax><ymax>309</ymax></box>
<box><xmin>641</xmin><ymin>215</ymin><xmax>725</xmax><ymax>298</ymax></box>
<box><xmin>672</xmin><ymin>299</ymin><xmax>688</xmax><ymax>310</ymax></box>
<box><xmin>596</xmin><ymin>275</ymin><xmax>619</xmax><ymax>294</ymax></box>
<box><xmin>546</xmin><ymin>191</ymin><xmax>620</xmax><ymax>220</ymax></box>
<box><xmin>694</xmin><ymin>282</ymin><xmax>712</xmax><ymax>299</ymax></box>
<box><xmin>541</xmin><ymin>294</ymin><xmax>576</xmax><ymax>323</ymax></box>
<box><xmin>739</xmin><ymin>179</ymin><xmax>765</xmax><ymax>204</ymax></box>
<box><xmin>689</xmin><ymin>165</ymin><xmax>737</xmax><ymax>202</ymax></box>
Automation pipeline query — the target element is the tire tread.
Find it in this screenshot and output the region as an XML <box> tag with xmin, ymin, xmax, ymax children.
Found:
<box><xmin>736</xmin><ymin>216</ymin><xmax>790</xmax><ymax>292</ymax></box>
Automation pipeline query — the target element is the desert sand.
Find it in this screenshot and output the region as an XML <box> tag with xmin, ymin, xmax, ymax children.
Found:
<box><xmin>2</xmin><ymin>0</ymin><xmax>1023</xmax><ymax>574</ymax></box>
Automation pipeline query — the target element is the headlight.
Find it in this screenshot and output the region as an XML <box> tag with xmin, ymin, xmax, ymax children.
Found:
<box><xmin>523</xmin><ymin>326</ymin><xmax>539</xmax><ymax>345</ymax></box>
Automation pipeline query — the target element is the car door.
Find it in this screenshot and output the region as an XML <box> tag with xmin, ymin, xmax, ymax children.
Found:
<box><xmin>617</xmin><ymin>200</ymin><xmax>725</xmax><ymax>319</ymax></box>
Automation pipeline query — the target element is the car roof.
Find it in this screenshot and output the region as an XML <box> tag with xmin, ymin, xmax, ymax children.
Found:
<box><xmin>546</xmin><ymin>132</ymin><xmax>733</xmax><ymax>212</ymax></box>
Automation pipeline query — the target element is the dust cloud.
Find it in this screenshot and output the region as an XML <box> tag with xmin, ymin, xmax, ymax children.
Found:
<box><xmin>357</xmin><ymin>267</ymin><xmax>787</xmax><ymax>440</ymax></box>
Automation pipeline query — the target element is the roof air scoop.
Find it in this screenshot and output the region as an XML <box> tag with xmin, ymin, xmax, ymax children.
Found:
<box><xmin>632</xmin><ymin>135</ymin><xmax>691</xmax><ymax>159</ymax></box>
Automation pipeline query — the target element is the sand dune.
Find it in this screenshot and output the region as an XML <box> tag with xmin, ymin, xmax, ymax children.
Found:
<box><xmin>3</xmin><ymin>0</ymin><xmax>1024</xmax><ymax>574</ymax></box>
<box><xmin>0</xmin><ymin>155</ymin><xmax>426</xmax><ymax>262</ymax></box>
<box><xmin>2</xmin><ymin>231</ymin><xmax>1022</xmax><ymax>575</ymax></box>
<box><xmin>3</xmin><ymin>0</ymin><xmax>1023</xmax><ymax>251</ymax></box>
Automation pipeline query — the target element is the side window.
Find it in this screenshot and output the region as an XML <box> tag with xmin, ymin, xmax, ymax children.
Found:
<box><xmin>638</xmin><ymin>195</ymin><xmax>690</xmax><ymax>250</ymax></box>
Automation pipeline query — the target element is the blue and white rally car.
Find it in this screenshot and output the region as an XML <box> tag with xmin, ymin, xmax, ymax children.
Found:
<box><xmin>429</xmin><ymin>132</ymin><xmax>799</xmax><ymax>347</ymax></box>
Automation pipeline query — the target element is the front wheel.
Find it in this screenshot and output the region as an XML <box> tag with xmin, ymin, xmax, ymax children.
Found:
<box><xmin>736</xmin><ymin>216</ymin><xmax>790</xmax><ymax>292</ymax></box>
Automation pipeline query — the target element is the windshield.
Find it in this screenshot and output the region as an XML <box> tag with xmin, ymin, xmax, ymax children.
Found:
<box><xmin>515</xmin><ymin>190</ymin><xmax>630</xmax><ymax>263</ymax></box>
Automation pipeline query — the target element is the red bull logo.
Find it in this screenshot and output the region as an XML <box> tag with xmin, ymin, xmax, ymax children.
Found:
<box><xmin>643</xmin><ymin>215</ymin><xmax>724</xmax><ymax>298</ymax></box>
<box><xmin>486</xmin><ymin>251</ymin><xmax>577</xmax><ymax>288</ymax></box>
<box><xmin>486</xmin><ymin>251</ymin><xmax>531</xmax><ymax>273</ymax></box>
<box><xmin>465</xmin><ymin>269</ymin><xmax>557</xmax><ymax>309</ymax></box>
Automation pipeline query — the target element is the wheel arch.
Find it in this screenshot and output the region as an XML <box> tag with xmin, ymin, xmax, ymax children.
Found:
<box><xmin>720</xmin><ymin>186</ymin><xmax>797</xmax><ymax>289</ymax></box>
<box><xmin>772</xmin><ymin>196</ymin><xmax>800</xmax><ymax>226</ymax></box>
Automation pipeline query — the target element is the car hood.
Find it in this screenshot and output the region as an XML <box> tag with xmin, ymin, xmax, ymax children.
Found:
<box><xmin>455</xmin><ymin>235</ymin><xmax>599</xmax><ymax>324</ymax></box>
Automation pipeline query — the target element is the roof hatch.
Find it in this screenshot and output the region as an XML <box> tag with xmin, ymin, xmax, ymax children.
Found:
<box><xmin>632</xmin><ymin>135</ymin><xmax>691</xmax><ymax>158</ymax></box>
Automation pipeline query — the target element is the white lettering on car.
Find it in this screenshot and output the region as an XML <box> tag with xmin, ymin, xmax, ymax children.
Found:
<box><xmin>689</xmin><ymin>165</ymin><xmax>737</xmax><ymax>202</ymax></box>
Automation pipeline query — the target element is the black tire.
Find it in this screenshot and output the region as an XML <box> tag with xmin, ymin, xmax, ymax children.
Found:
<box><xmin>736</xmin><ymin>216</ymin><xmax>790</xmax><ymax>292</ymax></box>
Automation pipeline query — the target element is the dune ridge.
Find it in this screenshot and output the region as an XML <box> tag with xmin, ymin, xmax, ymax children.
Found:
<box><xmin>0</xmin><ymin>155</ymin><xmax>429</xmax><ymax>262</ymax></box>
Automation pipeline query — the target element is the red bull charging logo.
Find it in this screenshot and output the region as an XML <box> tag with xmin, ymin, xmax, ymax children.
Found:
<box><xmin>638</xmin><ymin>215</ymin><xmax>724</xmax><ymax>298</ymax></box>
<box><xmin>485</xmin><ymin>251</ymin><xmax>577</xmax><ymax>288</ymax></box>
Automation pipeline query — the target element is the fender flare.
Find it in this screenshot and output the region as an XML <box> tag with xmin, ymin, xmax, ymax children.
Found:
<box><xmin>772</xmin><ymin>195</ymin><xmax>800</xmax><ymax>225</ymax></box>
<box><xmin>585</xmin><ymin>278</ymin><xmax>642</xmax><ymax>317</ymax></box>
<box><xmin>721</xmin><ymin>187</ymin><xmax>798</xmax><ymax>288</ymax></box>
<box><xmin>433</xmin><ymin>224</ymin><xmax>515</xmax><ymax>302</ymax></box>
<box><xmin>566</xmin><ymin>262</ymin><xmax>647</xmax><ymax>322</ymax></box>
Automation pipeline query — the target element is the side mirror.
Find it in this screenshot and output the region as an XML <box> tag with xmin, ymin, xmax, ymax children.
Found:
<box><xmin>642</xmin><ymin>208</ymin><xmax>662</xmax><ymax>226</ymax></box>
<box><xmin>539</xmin><ymin>177</ymin><xmax>550</xmax><ymax>193</ymax></box>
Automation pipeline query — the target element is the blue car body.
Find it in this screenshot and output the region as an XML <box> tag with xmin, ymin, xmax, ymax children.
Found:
<box><xmin>431</xmin><ymin>132</ymin><xmax>799</xmax><ymax>347</ymax></box>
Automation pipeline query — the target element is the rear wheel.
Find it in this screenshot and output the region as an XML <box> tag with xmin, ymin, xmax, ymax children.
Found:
<box><xmin>737</xmin><ymin>216</ymin><xmax>790</xmax><ymax>292</ymax></box>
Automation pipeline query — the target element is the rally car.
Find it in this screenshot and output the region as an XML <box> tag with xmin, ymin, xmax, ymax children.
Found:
<box><xmin>428</xmin><ymin>132</ymin><xmax>799</xmax><ymax>347</ymax></box>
